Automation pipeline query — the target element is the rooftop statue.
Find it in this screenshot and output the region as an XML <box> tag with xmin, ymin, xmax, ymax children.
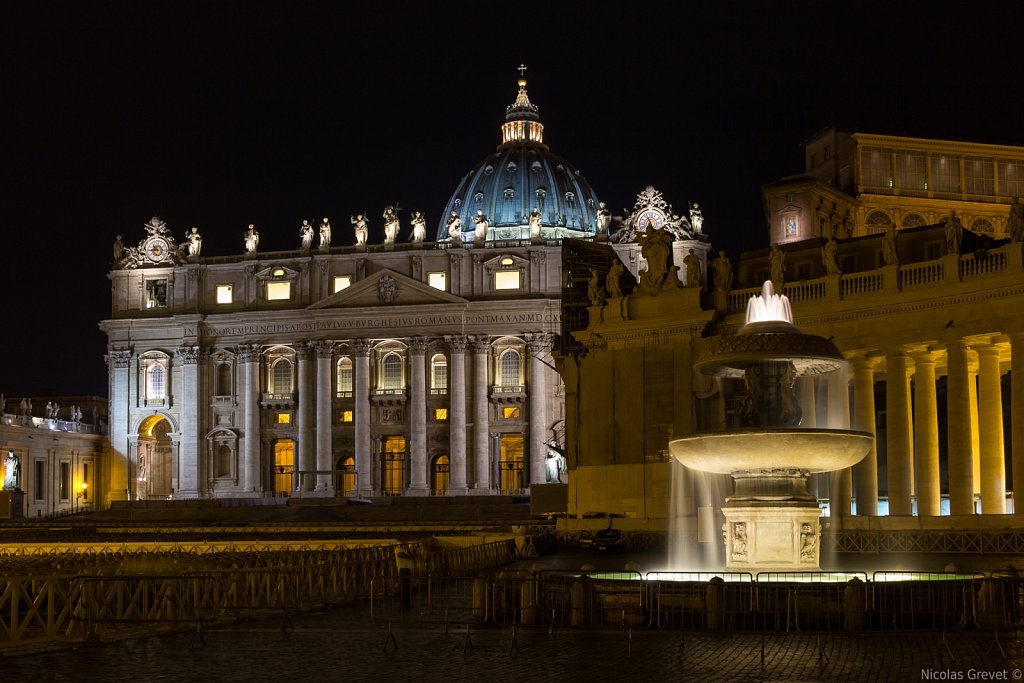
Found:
<box><xmin>1008</xmin><ymin>197</ymin><xmax>1024</xmax><ymax>243</ymax></box>
<box><xmin>770</xmin><ymin>244</ymin><xmax>785</xmax><ymax>293</ymax></box>
<box><xmin>187</xmin><ymin>227</ymin><xmax>202</xmax><ymax>256</ymax></box>
<box><xmin>319</xmin><ymin>217</ymin><xmax>332</xmax><ymax>249</ymax></box>
<box><xmin>446</xmin><ymin>210</ymin><xmax>463</xmax><ymax>245</ymax></box>
<box><xmin>596</xmin><ymin>202</ymin><xmax>611</xmax><ymax>236</ymax></box>
<box><xmin>882</xmin><ymin>226</ymin><xmax>899</xmax><ymax>266</ymax></box>
<box><xmin>636</xmin><ymin>223</ymin><xmax>673</xmax><ymax>294</ymax></box>
<box><xmin>244</xmin><ymin>224</ymin><xmax>259</xmax><ymax>253</ymax></box>
<box><xmin>409</xmin><ymin>211</ymin><xmax>427</xmax><ymax>242</ymax></box>
<box><xmin>351</xmin><ymin>214</ymin><xmax>368</xmax><ymax>246</ymax></box>
<box><xmin>528</xmin><ymin>207</ymin><xmax>542</xmax><ymax>240</ymax></box>
<box><xmin>822</xmin><ymin>237</ymin><xmax>841</xmax><ymax>275</ymax></box>
<box><xmin>383</xmin><ymin>206</ymin><xmax>400</xmax><ymax>244</ymax></box>
<box><xmin>944</xmin><ymin>211</ymin><xmax>963</xmax><ymax>255</ymax></box>
<box><xmin>606</xmin><ymin>260</ymin><xmax>625</xmax><ymax>298</ymax></box>
<box><xmin>299</xmin><ymin>220</ymin><xmax>314</xmax><ymax>250</ymax></box>
<box><xmin>689</xmin><ymin>202</ymin><xmax>704</xmax><ymax>234</ymax></box>
<box><xmin>713</xmin><ymin>250</ymin><xmax>733</xmax><ymax>292</ymax></box>
<box><xmin>472</xmin><ymin>209</ymin><xmax>489</xmax><ymax>243</ymax></box>
<box><xmin>683</xmin><ymin>248</ymin><xmax>703</xmax><ymax>288</ymax></box>
<box><xmin>587</xmin><ymin>268</ymin><xmax>605</xmax><ymax>306</ymax></box>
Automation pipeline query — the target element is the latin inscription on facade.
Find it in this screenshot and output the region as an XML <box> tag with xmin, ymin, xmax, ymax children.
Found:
<box><xmin>199</xmin><ymin>312</ymin><xmax>560</xmax><ymax>338</ymax></box>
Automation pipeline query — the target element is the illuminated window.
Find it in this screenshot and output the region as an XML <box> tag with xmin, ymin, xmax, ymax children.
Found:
<box><xmin>382</xmin><ymin>436</ymin><xmax>406</xmax><ymax>496</ymax></box>
<box><xmin>276</xmin><ymin>412</ymin><xmax>291</xmax><ymax>424</ymax></box>
<box><xmin>145</xmin><ymin>279</ymin><xmax>168</xmax><ymax>308</ymax></box>
<box><xmin>340</xmin><ymin>410</ymin><xmax>353</xmax><ymax>423</ymax></box>
<box><xmin>998</xmin><ymin>159</ymin><xmax>1024</xmax><ymax>197</ymax></box>
<box><xmin>333</xmin><ymin>275</ymin><xmax>352</xmax><ymax>293</ymax></box>
<box><xmin>267</xmin><ymin>281</ymin><xmax>291</xmax><ymax>301</ymax></box>
<box><xmin>930</xmin><ymin>154</ymin><xmax>961</xmax><ymax>193</ymax></box>
<box><xmin>428</xmin><ymin>272</ymin><xmax>446</xmax><ymax>291</ymax></box>
<box><xmin>965</xmin><ymin>157</ymin><xmax>995</xmax><ymax>196</ymax></box>
<box><xmin>430</xmin><ymin>354</ymin><xmax>448</xmax><ymax>393</ymax></box>
<box><xmin>216</xmin><ymin>284</ymin><xmax>233</xmax><ymax>304</ymax></box>
<box><xmin>503</xmin><ymin>406</ymin><xmax>520</xmax><ymax>419</ymax></box>
<box><xmin>381</xmin><ymin>353</ymin><xmax>403</xmax><ymax>390</ymax></box>
<box><xmin>59</xmin><ymin>462</ymin><xmax>71</xmax><ymax>500</ymax></box>
<box><xmin>272</xmin><ymin>359</ymin><xmax>293</xmax><ymax>393</ymax></box>
<box><xmin>434</xmin><ymin>408</ymin><xmax>448</xmax><ymax>421</ymax></box>
<box><xmin>499</xmin><ymin>350</ymin><xmax>521</xmax><ymax>387</ymax></box>
<box><xmin>494</xmin><ymin>270</ymin><xmax>521</xmax><ymax>290</ymax></box>
<box><xmin>337</xmin><ymin>357</ymin><xmax>353</xmax><ymax>395</ymax></box>
<box><xmin>146</xmin><ymin>363</ymin><xmax>166</xmax><ymax>400</ymax></box>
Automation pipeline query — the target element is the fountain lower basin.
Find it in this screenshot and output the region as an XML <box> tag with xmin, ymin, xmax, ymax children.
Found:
<box><xmin>669</xmin><ymin>429</ymin><xmax>873</xmax><ymax>475</ymax></box>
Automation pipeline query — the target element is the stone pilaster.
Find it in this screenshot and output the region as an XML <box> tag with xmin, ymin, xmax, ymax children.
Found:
<box><xmin>527</xmin><ymin>333</ymin><xmax>551</xmax><ymax>487</ymax></box>
<box><xmin>296</xmin><ymin>344</ymin><xmax>314</xmax><ymax>492</ymax></box>
<box><xmin>407</xmin><ymin>337</ymin><xmax>429</xmax><ymax>495</ymax></box>
<box><xmin>353</xmin><ymin>339</ymin><xmax>373</xmax><ymax>497</ymax></box>
<box><xmin>471</xmin><ymin>337</ymin><xmax>491</xmax><ymax>491</ymax></box>
<box><xmin>106</xmin><ymin>348</ymin><xmax>133</xmax><ymax>503</ymax></box>
<box><xmin>445</xmin><ymin>335</ymin><xmax>469</xmax><ymax>494</ymax></box>
<box><xmin>314</xmin><ymin>340</ymin><xmax>335</xmax><ymax>493</ymax></box>
<box><xmin>976</xmin><ymin>343</ymin><xmax>1006</xmax><ymax>514</ymax></box>
<box><xmin>238</xmin><ymin>344</ymin><xmax>262</xmax><ymax>494</ymax></box>
<box><xmin>175</xmin><ymin>345</ymin><xmax>202</xmax><ymax>498</ymax></box>
<box><xmin>885</xmin><ymin>352</ymin><xmax>914</xmax><ymax>516</ymax></box>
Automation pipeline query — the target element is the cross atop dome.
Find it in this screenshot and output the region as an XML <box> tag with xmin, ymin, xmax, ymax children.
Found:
<box><xmin>502</xmin><ymin>66</ymin><xmax>543</xmax><ymax>145</ymax></box>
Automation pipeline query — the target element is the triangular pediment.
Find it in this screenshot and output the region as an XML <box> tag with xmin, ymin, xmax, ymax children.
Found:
<box><xmin>307</xmin><ymin>268</ymin><xmax>467</xmax><ymax>309</ymax></box>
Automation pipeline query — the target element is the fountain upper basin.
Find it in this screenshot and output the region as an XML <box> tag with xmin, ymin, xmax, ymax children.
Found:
<box><xmin>669</xmin><ymin>428</ymin><xmax>873</xmax><ymax>475</ymax></box>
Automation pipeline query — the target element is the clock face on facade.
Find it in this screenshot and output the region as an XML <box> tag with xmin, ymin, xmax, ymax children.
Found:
<box><xmin>636</xmin><ymin>208</ymin><xmax>666</xmax><ymax>231</ymax></box>
<box><xmin>145</xmin><ymin>237</ymin><xmax>169</xmax><ymax>262</ymax></box>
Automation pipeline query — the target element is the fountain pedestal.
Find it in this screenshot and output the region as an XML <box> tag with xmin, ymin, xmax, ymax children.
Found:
<box><xmin>722</xmin><ymin>506</ymin><xmax>822</xmax><ymax>572</ymax></box>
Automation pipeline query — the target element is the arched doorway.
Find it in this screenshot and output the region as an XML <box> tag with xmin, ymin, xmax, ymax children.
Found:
<box><xmin>431</xmin><ymin>454</ymin><xmax>450</xmax><ymax>496</ymax></box>
<box><xmin>381</xmin><ymin>436</ymin><xmax>405</xmax><ymax>496</ymax></box>
<box><xmin>336</xmin><ymin>455</ymin><xmax>356</xmax><ymax>497</ymax></box>
<box><xmin>137</xmin><ymin>415</ymin><xmax>173</xmax><ymax>499</ymax></box>
<box><xmin>273</xmin><ymin>439</ymin><xmax>294</xmax><ymax>495</ymax></box>
<box><xmin>498</xmin><ymin>434</ymin><xmax>525</xmax><ymax>494</ymax></box>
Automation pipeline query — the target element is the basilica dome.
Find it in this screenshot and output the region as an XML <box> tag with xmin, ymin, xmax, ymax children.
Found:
<box><xmin>436</xmin><ymin>73</ymin><xmax>601</xmax><ymax>241</ymax></box>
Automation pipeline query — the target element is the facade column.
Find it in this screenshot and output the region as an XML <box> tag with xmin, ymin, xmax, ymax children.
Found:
<box><xmin>239</xmin><ymin>344</ymin><xmax>262</xmax><ymax>494</ymax></box>
<box><xmin>407</xmin><ymin>337</ymin><xmax>429</xmax><ymax>495</ymax></box>
<box><xmin>946</xmin><ymin>339</ymin><xmax>975</xmax><ymax>515</ymax></box>
<box><xmin>885</xmin><ymin>351</ymin><xmax>914</xmax><ymax>515</ymax></box>
<box><xmin>1012</xmin><ymin>334</ymin><xmax>1024</xmax><ymax>513</ymax></box>
<box><xmin>107</xmin><ymin>349</ymin><xmax>133</xmax><ymax>503</ymax></box>
<box><xmin>353</xmin><ymin>339</ymin><xmax>373</xmax><ymax>497</ymax></box>
<box><xmin>850</xmin><ymin>355</ymin><xmax>879</xmax><ymax>516</ymax></box>
<box><xmin>314</xmin><ymin>340</ymin><xmax>335</xmax><ymax>494</ymax></box>
<box><xmin>976</xmin><ymin>343</ymin><xmax>1006</xmax><ymax>514</ymax></box>
<box><xmin>471</xmin><ymin>337</ymin><xmax>492</xmax><ymax>491</ymax></box>
<box><xmin>175</xmin><ymin>345</ymin><xmax>201</xmax><ymax>498</ymax></box>
<box><xmin>827</xmin><ymin>366</ymin><xmax>852</xmax><ymax>517</ymax></box>
<box><xmin>909</xmin><ymin>350</ymin><xmax>940</xmax><ymax>516</ymax></box>
<box><xmin>527</xmin><ymin>333</ymin><xmax>551</xmax><ymax>487</ymax></box>
<box><xmin>296</xmin><ymin>343</ymin><xmax>314</xmax><ymax>492</ymax></box>
<box><xmin>446</xmin><ymin>335</ymin><xmax>469</xmax><ymax>494</ymax></box>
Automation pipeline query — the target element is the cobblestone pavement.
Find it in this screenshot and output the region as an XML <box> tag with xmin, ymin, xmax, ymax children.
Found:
<box><xmin>3</xmin><ymin>603</ymin><xmax>1022</xmax><ymax>683</ymax></box>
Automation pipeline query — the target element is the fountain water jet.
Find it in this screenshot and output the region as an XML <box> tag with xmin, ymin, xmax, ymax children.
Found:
<box><xmin>670</xmin><ymin>282</ymin><xmax>871</xmax><ymax>571</ymax></box>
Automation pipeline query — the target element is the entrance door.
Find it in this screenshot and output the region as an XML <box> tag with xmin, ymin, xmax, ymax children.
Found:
<box><xmin>431</xmin><ymin>454</ymin><xmax>450</xmax><ymax>496</ymax></box>
<box><xmin>137</xmin><ymin>416</ymin><xmax>173</xmax><ymax>499</ymax></box>
<box><xmin>381</xmin><ymin>437</ymin><xmax>405</xmax><ymax>496</ymax></box>
<box><xmin>499</xmin><ymin>434</ymin><xmax>525</xmax><ymax>494</ymax></box>
<box><xmin>273</xmin><ymin>440</ymin><xmax>294</xmax><ymax>495</ymax></box>
<box><xmin>337</xmin><ymin>456</ymin><xmax>356</xmax><ymax>497</ymax></box>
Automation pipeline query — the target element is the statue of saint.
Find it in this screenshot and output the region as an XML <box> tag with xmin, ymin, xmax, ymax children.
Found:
<box><xmin>1008</xmin><ymin>198</ymin><xmax>1024</xmax><ymax>243</ymax></box>
<box><xmin>383</xmin><ymin>206</ymin><xmax>400</xmax><ymax>244</ymax></box>
<box><xmin>587</xmin><ymin>268</ymin><xmax>605</xmax><ymax>306</ymax></box>
<box><xmin>244</xmin><ymin>224</ymin><xmax>259</xmax><ymax>253</ymax></box>
<box><xmin>596</xmin><ymin>202</ymin><xmax>611</xmax><ymax>235</ymax></box>
<box><xmin>351</xmin><ymin>214</ymin><xmax>368</xmax><ymax>246</ymax></box>
<box><xmin>3</xmin><ymin>451</ymin><xmax>20</xmax><ymax>490</ymax></box>
<box><xmin>528</xmin><ymin>207</ymin><xmax>542</xmax><ymax>240</ymax></box>
<box><xmin>299</xmin><ymin>220</ymin><xmax>314</xmax><ymax>250</ymax></box>
<box><xmin>683</xmin><ymin>248</ymin><xmax>703</xmax><ymax>288</ymax></box>
<box><xmin>409</xmin><ymin>211</ymin><xmax>427</xmax><ymax>242</ymax></box>
<box><xmin>113</xmin><ymin>234</ymin><xmax>125</xmax><ymax>261</ymax></box>
<box><xmin>882</xmin><ymin>226</ymin><xmax>899</xmax><ymax>266</ymax></box>
<box><xmin>712</xmin><ymin>250</ymin><xmax>733</xmax><ymax>292</ymax></box>
<box><xmin>822</xmin><ymin>237</ymin><xmax>841</xmax><ymax>275</ymax></box>
<box><xmin>944</xmin><ymin>211</ymin><xmax>963</xmax><ymax>255</ymax></box>
<box><xmin>319</xmin><ymin>217</ymin><xmax>332</xmax><ymax>249</ymax></box>
<box><xmin>637</xmin><ymin>224</ymin><xmax>673</xmax><ymax>292</ymax></box>
<box><xmin>446</xmin><ymin>211</ymin><xmax>463</xmax><ymax>244</ymax></box>
<box><xmin>770</xmin><ymin>244</ymin><xmax>785</xmax><ymax>292</ymax></box>
<box><xmin>606</xmin><ymin>260</ymin><xmax>625</xmax><ymax>298</ymax></box>
<box><xmin>689</xmin><ymin>202</ymin><xmax>704</xmax><ymax>234</ymax></box>
<box><xmin>187</xmin><ymin>227</ymin><xmax>202</xmax><ymax>256</ymax></box>
<box><xmin>472</xmin><ymin>210</ymin><xmax>489</xmax><ymax>243</ymax></box>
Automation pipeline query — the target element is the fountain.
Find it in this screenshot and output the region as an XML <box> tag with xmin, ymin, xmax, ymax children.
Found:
<box><xmin>670</xmin><ymin>282</ymin><xmax>872</xmax><ymax>571</ymax></box>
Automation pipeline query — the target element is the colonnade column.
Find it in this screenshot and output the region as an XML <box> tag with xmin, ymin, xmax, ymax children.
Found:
<box><xmin>407</xmin><ymin>337</ymin><xmax>429</xmax><ymax>495</ymax></box>
<box><xmin>297</xmin><ymin>344</ymin><xmax>314</xmax><ymax>492</ymax></box>
<box><xmin>239</xmin><ymin>344</ymin><xmax>261</xmax><ymax>494</ymax></box>
<box><xmin>314</xmin><ymin>341</ymin><xmax>335</xmax><ymax>494</ymax></box>
<box><xmin>471</xmin><ymin>337</ymin><xmax>491</xmax><ymax>491</ymax></box>
<box><xmin>828</xmin><ymin>366</ymin><xmax>851</xmax><ymax>517</ymax></box>
<box><xmin>527</xmin><ymin>333</ymin><xmax>550</xmax><ymax>487</ymax></box>
<box><xmin>850</xmin><ymin>356</ymin><xmax>879</xmax><ymax>516</ymax></box>
<box><xmin>910</xmin><ymin>350</ymin><xmax>940</xmax><ymax>516</ymax></box>
<box><xmin>885</xmin><ymin>351</ymin><xmax>914</xmax><ymax>515</ymax></box>
<box><xmin>353</xmin><ymin>339</ymin><xmax>373</xmax><ymax>498</ymax></box>
<box><xmin>1012</xmin><ymin>334</ymin><xmax>1024</xmax><ymax>512</ymax></box>
<box><xmin>176</xmin><ymin>345</ymin><xmax>201</xmax><ymax>498</ymax></box>
<box><xmin>977</xmin><ymin>342</ymin><xmax>1006</xmax><ymax>514</ymax></box>
<box><xmin>445</xmin><ymin>335</ymin><xmax>469</xmax><ymax>494</ymax></box>
<box><xmin>106</xmin><ymin>349</ymin><xmax>133</xmax><ymax>503</ymax></box>
<box><xmin>946</xmin><ymin>340</ymin><xmax>975</xmax><ymax>515</ymax></box>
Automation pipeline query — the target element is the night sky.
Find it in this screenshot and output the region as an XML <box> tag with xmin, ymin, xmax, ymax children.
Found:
<box><xmin>4</xmin><ymin>2</ymin><xmax>1020</xmax><ymax>398</ymax></box>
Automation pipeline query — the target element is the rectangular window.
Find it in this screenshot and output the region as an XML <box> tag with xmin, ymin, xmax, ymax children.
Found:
<box><xmin>494</xmin><ymin>271</ymin><xmax>521</xmax><ymax>290</ymax></box>
<box><xmin>216</xmin><ymin>284</ymin><xmax>233</xmax><ymax>304</ymax></box>
<box><xmin>59</xmin><ymin>462</ymin><xmax>70</xmax><ymax>501</ymax></box>
<box><xmin>276</xmin><ymin>412</ymin><xmax>291</xmax><ymax>424</ymax></box>
<box><xmin>434</xmin><ymin>408</ymin><xmax>448</xmax><ymax>421</ymax></box>
<box><xmin>266</xmin><ymin>281</ymin><xmax>291</xmax><ymax>301</ymax></box>
<box><xmin>34</xmin><ymin>460</ymin><xmax>44</xmax><ymax>500</ymax></box>
<box><xmin>998</xmin><ymin>159</ymin><xmax>1024</xmax><ymax>197</ymax></box>
<box><xmin>333</xmin><ymin>275</ymin><xmax>352</xmax><ymax>293</ymax></box>
<box><xmin>929</xmin><ymin>154</ymin><xmax>961</xmax><ymax>193</ymax></box>
<box><xmin>860</xmin><ymin>147</ymin><xmax>893</xmax><ymax>189</ymax></box>
<box><xmin>145</xmin><ymin>279</ymin><xmax>168</xmax><ymax>308</ymax></box>
<box><xmin>895</xmin><ymin>150</ymin><xmax>927</xmax><ymax>192</ymax></box>
<box><xmin>964</xmin><ymin>157</ymin><xmax>994</xmax><ymax>196</ymax></box>
<box><xmin>340</xmin><ymin>410</ymin><xmax>353</xmax><ymax>423</ymax></box>
<box><xmin>82</xmin><ymin>463</ymin><xmax>90</xmax><ymax>501</ymax></box>
<box><xmin>503</xmin><ymin>406</ymin><xmax>521</xmax><ymax>419</ymax></box>
<box><xmin>428</xmin><ymin>272</ymin><xmax>447</xmax><ymax>291</ymax></box>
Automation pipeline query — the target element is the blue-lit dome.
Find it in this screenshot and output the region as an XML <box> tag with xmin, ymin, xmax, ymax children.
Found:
<box><xmin>436</xmin><ymin>73</ymin><xmax>601</xmax><ymax>241</ymax></box>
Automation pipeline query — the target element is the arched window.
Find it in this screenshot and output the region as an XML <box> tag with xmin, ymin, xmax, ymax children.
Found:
<box><xmin>866</xmin><ymin>210</ymin><xmax>892</xmax><ymax>229</ymax></box>
<box><xmin>272</xmin><ymin>359</ymin><xmax>293</xmax><ymax>394</ymax></box>
<box><xmin>216</xmin><ymin>363</ymin><xmax>232</xmax><ymax>396</ymax></box>
<box><xmin>382</xmin><ymin>353</ymin><xmax>403</xmax><ymax>390</ymax></box>
<box><xmin>971</xmin><ymin>218</ymin><xmax>995</xmax><ymax>235</ymax></box>
<box><xmin>146</xmin><ymin>363</ymin><xmax>166</xmax><ymax>401</ymax></box>
<box><xmin>499</xmin><ymin>350</ymin><xmax>521</xmax><ymax>388</ymax></box>
<box><xmin>430</xmin><ymin>354</ymin><xmax>448</xmax><ymax>393</ymax></box>
<box><xmin>901</xmin><ymin>213</ymin><xmax>926</xmax><ymax>228</ymax></box>
<box><xmin>337</xmin><ymin>357</ymin><xmax>353</xmax><ymax>396</ymax></box>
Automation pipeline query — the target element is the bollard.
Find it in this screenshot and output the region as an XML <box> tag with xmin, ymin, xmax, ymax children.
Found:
<box><xmin>471</xmin><ymin>575</ymin><xmax>490</xmax><ymax>623</ymax></box>
<box><xmin>571</xmin><ymin>575</ymin><xmax>594</xmax><ymax>627</ymax></box>
<box><xmin>843</xmin><ymin>577</ymin><xmax>866</xmax><ymax>633</ymax></box>
<box><xmin>706</xmin><ymin>576</ymin><xmax>725</xmax><ymax>631</ymax></box>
